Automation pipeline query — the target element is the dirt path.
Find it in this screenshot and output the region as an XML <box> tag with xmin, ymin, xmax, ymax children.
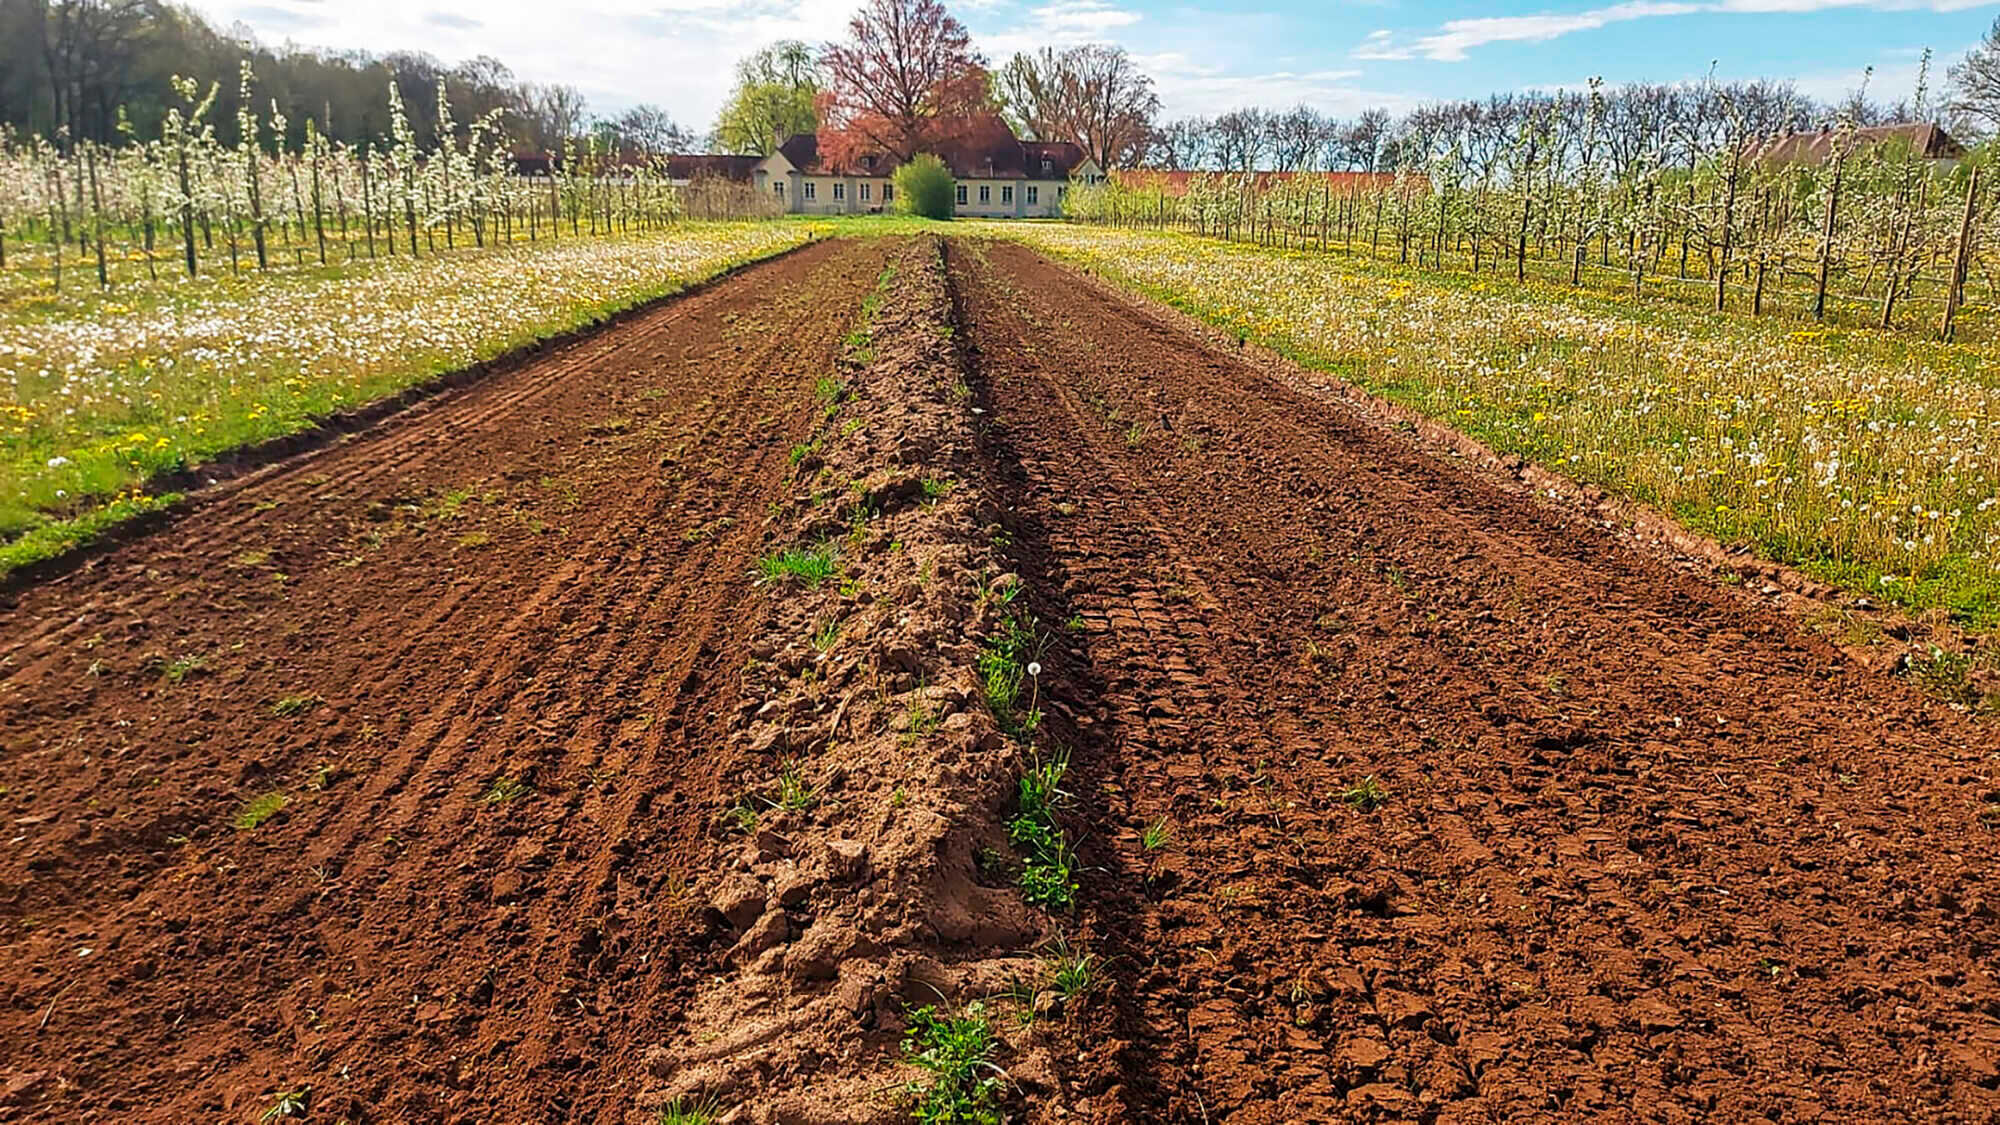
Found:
<box><xmin>947</xmin><ymin>238</ymin><xmax>2000</xmax><ymax>1123</ymax></box>
<box><xmin>0</xmin><ymin>237</ymin><xmax>888</xmax><ymax>1123</ymax></box>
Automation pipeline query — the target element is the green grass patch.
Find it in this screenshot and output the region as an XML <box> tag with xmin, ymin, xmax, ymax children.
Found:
<box><xmin>756</xmin><ymin>543</ymin><xmax>839</xmax><ymax>587</ymax></box>
<box><xmin>270</xmin><ymin>693</ymin><xmax>324</xmax><ymax>718</ymax></box>
<box><xmin>1008</xmin><ymin>748</ymin><xmax>1077</xmax><ymax>911</ymax></box>
<box><xmin>903</xmin><ymin>1001</ymin><xmax>1005</xmax><ymax>1125</ymax></box>
<box><xmin>235</xmin><ymin>791</ymin><xmax>288</xmax><ymax>831</ymax></box>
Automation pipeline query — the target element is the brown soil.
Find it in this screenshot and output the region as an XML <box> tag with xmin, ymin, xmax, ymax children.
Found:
<box><xmin>947</xmin><ymin>238</ymin><xmax>2000</xmax><ymax>1123</ymax></box>
<box><xmin>639</xmin><ymin>237</ymin><xmax>1067</xmax><ymax>1123</ymax></box>
<box><xmin>8</xmin><ymin>228</ymin><xmax>2000</xmax><ymax>1125</ymax></box>
<box><xmin>0</xmin><ymin>237</ymin><xmax>891</xmax><ymax>1122</ymax></box>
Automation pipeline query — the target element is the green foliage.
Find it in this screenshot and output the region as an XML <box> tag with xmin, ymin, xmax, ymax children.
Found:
<box><xmin>269</xmin><ymin>693</ymin><xmax>323</xmax><ymax>718</ymax></box>
<box><xmin>657</xmin><ymin>1095</ymin><xmax>723</xmax><ymax>1125</ymax></box>
<box><xmin>236</xmin><ymin>791</ymin><xmax>288</xmax><ymax>831</ymax></box>
<box><xmin>1341</xmin><ymin>775</ymin><xmax>1388</xmax><ymax>811</ymax></box>
<box><xmin>156</xmin><ymin>651</ymin><xmax>210</xmax><ymax>684</ymax></box>
<box><xmin>260</xmin><ymin>1089</ymin><xmax>310</xmax><ymax>1122</ymax></box>
<box><xmin>903</xmin><ymin>1002</ymin><xmax>1005</xmax><ymax>1125</ymax></box>
<box><xmin>896</xmin><ymin>154</ymin><xmax>956</xmax><ymax>221</ymax></box>
<box><xmin>978</xmin><ymin>611</ymin><xmax>1043</xmax><ymax>733</ymax></box>
<box><xmin>756</xmin><ymin>543</ymin><xmax>839</xmax><ymax>587</ymax></box>
<box><xmin>713</xmin><ymin>41</ymin><xmax>822</xmax><ymax>155</ymax></box>
<box><xmin>483</xmin><ymin>776</ymin><xmax>531</xmax><ymax>803</ymax></box>
<box><xmin>1906</xmin><ymin>645</ymin><xmax>1999</xmax><ymax>711</ymax></box>
<box><xmin>1045</xmin><ymin>940</ymin><xmax>1096</xmax><ymax>1000</ymax></box>
<box><xmin>1009</xmin><ymin>749</ymin><xmax>1077</xmax><ymax>910</ymax></box>
<box><xmin>769</xmin><ymin>758</ymin><xmax>820</xmax><ymax>811</ymax></box>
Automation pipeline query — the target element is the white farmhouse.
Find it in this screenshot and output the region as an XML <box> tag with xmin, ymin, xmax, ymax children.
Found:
<box><xmin>749</xmin><ymin>114</ymin><xmax>1102</xmax><ymax>219</ymax></box>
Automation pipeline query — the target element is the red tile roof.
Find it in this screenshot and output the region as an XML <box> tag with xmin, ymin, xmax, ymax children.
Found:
<box><xmin>1115</xmin><ymin>169</ymin><xmax>1405</xmax><ymax>195</ymax></box>
<box><xmin>775</xmin><ymin>116</ymin><xmax>1089</xmax><ymax>180</ymax></box>
<box><xmin>1745</xmin><ymin>122</ymin><xmax>1966</xmax><ymax>166</ymax></box>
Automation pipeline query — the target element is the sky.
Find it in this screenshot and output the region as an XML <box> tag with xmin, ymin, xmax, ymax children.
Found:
<box><xmin>198</xmin><ymin>0</ymin><xmax>2000</xmax><ymax>130</ymax></box>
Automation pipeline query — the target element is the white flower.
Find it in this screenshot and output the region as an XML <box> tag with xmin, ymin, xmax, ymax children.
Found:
<box><xmin>1026</xmin><ymin>662</ymin><xmax>1042</xmax><ymax>677</ymax></box>
<box><xmin>46</xmin><ymin>456</ymin><xmax>69</xmax><ymax>468</ymax></box>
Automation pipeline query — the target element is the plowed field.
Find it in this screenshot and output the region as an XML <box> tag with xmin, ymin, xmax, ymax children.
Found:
<box><xmin>4</xmin><ymin>233</ymin><xmax>1999</xmax><ymax>1124</ymax></box>
<box><xmin>1</xmin><ymin>237</ymin><xmax>889</xmax><ymax>1122</ymax></box>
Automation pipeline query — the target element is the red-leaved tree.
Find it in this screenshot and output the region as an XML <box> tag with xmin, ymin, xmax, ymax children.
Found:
<box><xmin>818</xmin><ymin>0</ymin><xmax>989</xmax><ymax>168</ymax></box>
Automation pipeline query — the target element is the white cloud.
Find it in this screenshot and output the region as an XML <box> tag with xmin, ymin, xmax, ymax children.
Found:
<box><xmin>1410</xmin><ymin>1</ymin><xmax>1702</xmax><ymax>62</ymax></box>
<box><xmin>200</xmin><ymin>0</ymin><xmax>856</xmax><ymax>126</ymax></box>
<box><xmin>1357</xmin><ymin>0</ymin><xmax>1999</xmax><ymax>63</ymax></box>
<box><xmin>1137</xmin><ymin>50</ymin><xmax>1419</xmax><ymax>116</ymax></box>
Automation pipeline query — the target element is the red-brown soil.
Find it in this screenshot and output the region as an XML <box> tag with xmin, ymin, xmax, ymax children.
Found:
<box><xmin>947</xmin><ymin>238</ymin><xmax>2000</xmax><ymax>1123</ymax></box>
<box><xmin>0</xmin><ymin>237</ymin><xmax>892</xmax><ymax>1122</ymax></box>
<box><xmin>9</xmin><ymin>229</ymin><xmax>2000</xmax><ymax>1125</ymax></box>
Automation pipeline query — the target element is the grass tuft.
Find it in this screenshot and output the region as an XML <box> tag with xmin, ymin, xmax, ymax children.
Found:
<box><xmin>270</xmin><ymin>693</ymin><xmax>324</xmax><ymax>718</ymax></box>
<box><xmin>236</xmin><ymin>791</ymin><xmax>288</xmax><ymax>831</ymax></box>
<box><xmin>483</xmin><ymin>776</ymin><xmax>532</xmax><ymax>804</ymax></box>
<box><xmin>903</xmin><ymin>1001</ymin><xmax>1005</xmax><ymax>1125</ymax></box>
<box><xmin>769</xmin><ymin>758</ymin><xmax>820</xmax><ymax>811</ymax></box>
<box><xmin>756</xmin><ymin>543</ymin><xmax>838</xmax><ymax>588</ymax></box>
<box><xmin>1009</xmin><ymin>748</ymin><xmax>1077</xmax><ymax>910</ymax></box>
<box><xmin>657</xmin><ymin>1096</ymin><xmax>722</xmax><ymax>1125</ymax></box>
<box><xmin>1341</xmin><ymin>775</ymin><xmax>1388</xmax><ymax>812</ymax></box>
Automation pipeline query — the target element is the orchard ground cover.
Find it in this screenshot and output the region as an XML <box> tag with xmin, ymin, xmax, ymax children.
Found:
<box><xmin>979</xmin><ymin>219</ymin><xmax>2000</xmax><ymax>628</ymax></box>
<box><xmin>0</xmin><ymin>219</ymin><xmax>824</xmax><ymax>575</ymax></box>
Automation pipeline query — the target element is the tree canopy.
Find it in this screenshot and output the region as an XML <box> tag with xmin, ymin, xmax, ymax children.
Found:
<box><xmin>816</xmin><ymin>0</ymin><xmax>990</xmax><ymax>168</ymax></box>
<box><xmin>714</xmin><ymin>41</ymin><xmax>822</xmax><ymax>156</ymax></box>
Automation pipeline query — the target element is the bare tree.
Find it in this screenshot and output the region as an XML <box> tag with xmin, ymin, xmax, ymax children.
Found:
<box><xmin>1063</xmin><ymin>44</ymin><xmax>1158</xmax><ymax>170</ymax></box>
<box><xmin>997</xmin><ymin>44</ymin><xmax>1157</xmax><ymax>169</ymax></box>
<box><xmin>1948</xmin><ymin>20</ymin><xmax>2000</xmax><ymax>136</ymax></box>
<box><xmin>1264</xmin><ymin>105</ymin><xmax>1333</xmax><ymax>171</ymax></box>
<box><xmin>601</xmin><ymin>104</ymin><xmax>693</xmax><ymax>157</ymax></box>
<box><xmin>1210</xmin><ymin>108</ymin><xmax>1268</xmax><ymax>171</ymax></box>
<box><xmin>1146</xmin><ymin>116</ymin><xmax>1212</xmax><ymax>170</ymax></box>
<box><xmin>1337</xmin><ymin>108</ymin><xmax>1392</xmax><ymax>171</ymax></box>
<box><xmin>519</xmin><ymin>82</ymin><xmax>587</xmax><ymax>152</ymax></box>
<box><xmin>996</xmin><ymin>46</ymin><xmax>1064</xmax><ymax>140</ymax></box>
<box><xmin>818</xmin><ymin>0</ymin><xmax>984</xmax><ymax>163</ymax></box>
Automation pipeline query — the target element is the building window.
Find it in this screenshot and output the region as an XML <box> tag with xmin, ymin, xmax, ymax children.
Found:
<box><xmin>774</xmin><ymin>181</ymin><xmax>785</xmax><ymax>197</ymax></box>
<box><xmin>1041</xmin><ymin>158</ymin><xmax>1053</xmax><ymax>176</ymax></box>
<box><xmin>1027</xmin><ymin>185</ymin><xmax>1038</xmax><ymax>205</ymax></box>
<box><xmin>956</xmin><ymin>184</ymin><xmax>967</xmax><ymax>205</ymax></box>
<box><xmin>978</xmin><ymin>184</ymin><xmax>991</xmax><ymax>203</ymax></box>
<box><xmin>884</xmin><ymin>183</ymin><xmax>894</xmax><ymax>201</ymax></box>
<box><xmin>804</xmin><ymin>181</ymin><xmax>815</xmax><ymax>200</ymax></box>
<box><xmin>1001</xmin><ymin>185</ymin><xmax>1013</xmax><ymax>203</ymax></box>
<box><xmin>833</xmin><ymin>181</ymin><xmax>845</xmax><ymax>200</ymax></box>
<box><xmin>860</xmin><ymin>182</ymin><xmax>871</xmax><ymax>201</ymax></box>
<box><xmin>1057</xmin><ymin>185</ymin><xmax>1067</xmax><ymax>200</ymax></box>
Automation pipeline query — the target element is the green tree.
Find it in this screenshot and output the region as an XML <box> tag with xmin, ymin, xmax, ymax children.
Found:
<box><xmin>714</xmin><ymin>40</ymin><xmax>821</xmax><ymax>156</ymax></box>
<box><xmin>894</xmin><ymin>152</ymin><xmax>954</xmax><ymax>219</ymax></box>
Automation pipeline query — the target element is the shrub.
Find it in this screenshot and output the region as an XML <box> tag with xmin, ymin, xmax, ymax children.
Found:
<box><xmin>896</xmin><ymin>154</ymin><xmax>955</xmax><ymax>220</ymax></box>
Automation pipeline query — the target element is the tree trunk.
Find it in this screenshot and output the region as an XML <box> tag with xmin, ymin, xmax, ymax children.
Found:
<box><xmin>1943</xmin><ymin>165</ymin><xmax>1980</xmax><ymax>342</ymax></box>
<box><xmin>1813</xmin><ymin>158</ymin><xmax>1843</xmax><ymax>322</ymax></box>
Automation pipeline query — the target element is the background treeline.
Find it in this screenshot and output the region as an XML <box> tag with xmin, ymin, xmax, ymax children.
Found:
<box><xmin>1143</xmin><ymin>78</ymin><xmax>1921</xmax><ymax>174</ymax></box>
<box><xmin>0</xmin><ymin>0</ymin><xmax>697</xmax><ymax>154</ymax></box>
<box><xmin>1072</xmin><ymin>70</ymin><xmax>2000</xmax><ymax>342</ymax></box>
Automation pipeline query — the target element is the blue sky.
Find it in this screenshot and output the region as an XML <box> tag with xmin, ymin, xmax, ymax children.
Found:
<box><xmin>196</xmin><ymin>0</ymin><xmax>2000</xmax><ymax>126</ymax></box>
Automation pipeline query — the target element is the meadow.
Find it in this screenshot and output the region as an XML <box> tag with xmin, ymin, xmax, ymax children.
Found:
<box><xmin>982</xmin><ymin>220</ymin><xmax>2000</xmax><ymax>627</ymax></box>
<box><xmin>0</xmin><ymin>220</ymin><xmax>820</xmax><ymax>574</ymax></box>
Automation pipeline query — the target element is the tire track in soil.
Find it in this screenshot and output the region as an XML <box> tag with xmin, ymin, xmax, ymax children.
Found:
<box><xmin>948</xmin><ymin>238</ymin><xmax>2000</xmax><ymax>1123</ymax></box>
<box><xmin>0</xmin><ymin>237</ymin><xmax>889</xmax><ymax>1123</ymax></box>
